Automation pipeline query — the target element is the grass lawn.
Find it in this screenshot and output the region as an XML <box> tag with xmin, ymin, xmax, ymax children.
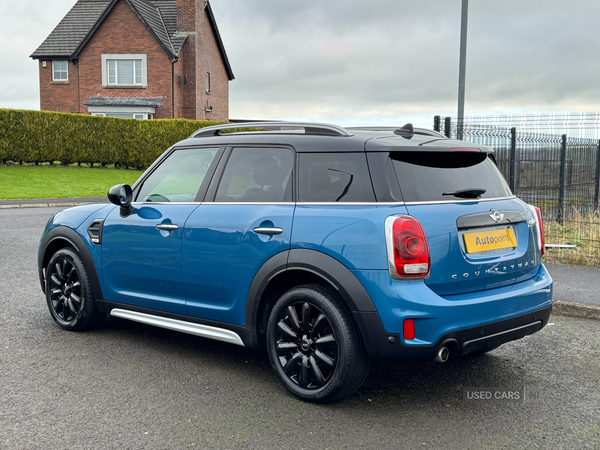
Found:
<box><xmin>543</xmin><ymin>211</ymin><xmax>600</xmax><ymax>267</ymax></box>
<box><xmin>0</xmin><ymin>164</ymin><xmax>143</xmax><ymax>200</ymax></box>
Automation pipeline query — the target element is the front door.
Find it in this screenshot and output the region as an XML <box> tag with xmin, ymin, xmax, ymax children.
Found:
<box><xmin>102</xmin><ymin>204</ymin><xmax>198</xmax><ymax>314</ymax></box>
<box><xmin>101</xmin><ymin>147</ymin><xmax>221</xmax><ymax>314</ymax></box>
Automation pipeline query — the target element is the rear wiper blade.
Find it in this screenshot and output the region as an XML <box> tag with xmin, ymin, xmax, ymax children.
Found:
<box><xmin>442</xmin><ymin>188</ymin><xmax>486</xmax><ymax>199</ymax></box>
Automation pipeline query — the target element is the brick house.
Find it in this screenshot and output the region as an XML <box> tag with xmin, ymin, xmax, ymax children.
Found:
<box><xmin>30</xmin><ymin>0</ymin><xmax>234</xmax><ymax>121</ymax></box>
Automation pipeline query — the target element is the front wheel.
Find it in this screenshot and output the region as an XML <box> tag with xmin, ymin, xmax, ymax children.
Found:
<box><xmin>266</xmin><ymin>285</ymin><xmax>370</xmax><ymax>403</ymax></box>
<box><xmin>45</xmin><ymin>247</ymin><xmax>104</xmax><ymax>331</ymax></box>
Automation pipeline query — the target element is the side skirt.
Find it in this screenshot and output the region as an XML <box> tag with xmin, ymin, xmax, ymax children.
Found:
<box><xmin>110</xmin><ymin>309</ymin><xmax>245</xmax><ymax>347</ymax></box>
<box><xmin>96</xmin><ymin>300</ymin><xmax>258</xmax><ymax>347</ymax></box>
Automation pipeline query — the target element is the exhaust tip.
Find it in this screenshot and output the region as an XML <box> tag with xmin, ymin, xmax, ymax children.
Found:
<box><xmin>434</xmin><ymin>346</ymin><xmax>449</xmax><ymax>363</ymax></box>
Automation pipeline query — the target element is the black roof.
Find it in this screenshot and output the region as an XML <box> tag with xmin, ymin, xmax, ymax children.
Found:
<box><xmin>173</xmin><ymin>122</ymin><xmax>490</xmax><ymax>153</ymax></box>
<box><xmin>30</xmin><ymin>0</ymin><xmax>234</xmax><ymax>80</ymax></box>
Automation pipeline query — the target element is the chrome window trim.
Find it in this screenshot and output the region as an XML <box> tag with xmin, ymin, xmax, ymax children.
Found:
<box><xmin>296</xmin><ymin>196</ymin><xmax>515</xmax><ymax>206</ymax></box>
<box><xmin>129</xmin><ymin>196</ymin><xmax>515</xmax><ymax>207</ymax></box>
<box><xmin>403</xmin><ymin>196</ymin><xmax>516</xmax><ymax>206</ymax></box>
<box><xmin>205</xmin><ymin>202</ymin><xmax>295</xmax><ymax>205</ymax></box>
<box><xmin>132</xmin><ymin>202</ymin><xmax>200</xmax><ymax>205</ymax></box>
<box><xmin>296</xmin><ymin>202</ymin><xmax>404</xmax><ymax>206</ymax></box>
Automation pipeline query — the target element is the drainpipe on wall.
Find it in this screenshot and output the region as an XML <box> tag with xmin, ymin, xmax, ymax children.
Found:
<box><xmin>171</xmin><ymin>57</ymin><xmax>179</xmax><ymax>119</ymax></box>
<box><xmin>75</xmin><ymin>60</ymin><xmax>81</xmax><ymax>114</ymax></box>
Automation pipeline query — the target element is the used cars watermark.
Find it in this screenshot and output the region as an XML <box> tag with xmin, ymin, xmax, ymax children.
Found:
<box><xmin>464</xmin><ymin>386</ymin><xmax>543</xmax><ymax>403</ymax></box>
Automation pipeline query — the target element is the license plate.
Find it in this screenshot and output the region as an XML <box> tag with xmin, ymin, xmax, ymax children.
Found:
<box><xmin>463</xmin><ymin>227</ymin><xmax>517</xmax><ymax>253</ymax></box>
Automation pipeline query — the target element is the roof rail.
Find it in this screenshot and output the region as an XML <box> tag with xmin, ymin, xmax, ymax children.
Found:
<box><xmin>190</xmin><ymin>121</ymin><xmax>354</xmax><ymax>138</ymax></box>
<box><xmin>347</xmin><ymin>125</ymin><xmax>446</xmax><ymax>138</ymax></box>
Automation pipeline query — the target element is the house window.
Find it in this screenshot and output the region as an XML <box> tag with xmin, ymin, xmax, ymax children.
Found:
<box><xmin>101</xmin><ymin>54</ymin><xmax>147</xmax><ymax>87</ymax></box>
<box><xmin>92</xmin><ymin>113</ymin><xmax>152</xmax><ymax>120</ymax></box>
<box><xmin>52</xmin><ymin>61</ymin><xmax>68</xmax><ymax>81</ymax></box>
<box><xmin>205</xmin><ymin>72</ymin><xmax>210</xmax><ymax>93</ymax></box>
<box><xmin>108</xmin><ymin>60</ymin><xmax>142</xmax><ymax>85</ymax></box>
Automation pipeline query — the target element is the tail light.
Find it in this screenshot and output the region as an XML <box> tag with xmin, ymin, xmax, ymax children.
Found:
<box><xmin>534</xmin><ymin>206</ymin><xmax>545</xmax><ymax>256</ymax></box>
<box><xmin>385</xmin><ymin>215</ymin><xmax>431</xmax><ymax>279</ymax></box>
<box><xmin>527</xmin><ymin>205</ymin><xmax>545</xmax><ymax>256</ymax></box>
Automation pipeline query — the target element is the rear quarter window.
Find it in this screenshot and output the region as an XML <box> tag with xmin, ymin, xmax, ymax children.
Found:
<box><xmin>298</xmin><ymin>153</ymin><xmax>375</xmax><ymax>202</ymax></box>
<box><xmin>391</xmin><ymin>151</ymin><xmax>512</xmax><ymax>202</ymax></box>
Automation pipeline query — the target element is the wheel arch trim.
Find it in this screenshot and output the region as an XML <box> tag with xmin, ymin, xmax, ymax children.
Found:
<box><xmin>244</xmin><ymin>248</ymin><xmax>378</xmax><ymax>338</ymax></box>
<box><xmin>38</xmin><ymin>226</ymin><xmax>104</xmax><ymax>301</ymax></box>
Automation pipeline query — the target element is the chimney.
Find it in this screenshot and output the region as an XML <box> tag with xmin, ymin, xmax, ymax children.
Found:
<box><xmin>176</xmin><ymin>0</ymin><xmax>197</xmax><ymax>32</ymax></box>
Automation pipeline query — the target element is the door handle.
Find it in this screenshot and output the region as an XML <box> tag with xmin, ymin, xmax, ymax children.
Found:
<box><xmin>253</xmin><ymin>227</ymin><xmax>283</xmax><ymax>235</ymax></box>
<box><xmin>156</xmin><ymin>224</ymin><xmax>179</xmax><ymax>231</ymax></box>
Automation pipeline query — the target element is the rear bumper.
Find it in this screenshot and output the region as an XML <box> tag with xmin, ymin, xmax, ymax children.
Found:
<box><xmin>352</xmin><ymin>264</ymin><xmax>553</xmax><ymax>361</ymax></box>
<box><xmin>354</xmin><ymin>304</ymin><xmax>551</xmax><ymax>361</ymax></box>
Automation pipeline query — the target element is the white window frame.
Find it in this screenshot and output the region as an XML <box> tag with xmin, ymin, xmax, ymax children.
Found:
<box><xmin>101</xmin><ymin>54</ymin><xmax>147</xmax><ymax>87</ymax></box>
<box><xmin>91</xmin><ymin>112</ymin><xmax>153</xmax><ymax>120</ymax></box>
<box><xmin>52</xmin><ymin>60</ymin><xmax>68</xmax><ymax>81</ymax></box>
<box><xmin>89</xmin><ymin>104</ymin><xmax>155</xmax><ymax>119</ymax></box>
<box><xmin>205</xmin><ymin>72</ymin><xmax>210</xmax><ymax>93</ymax></box>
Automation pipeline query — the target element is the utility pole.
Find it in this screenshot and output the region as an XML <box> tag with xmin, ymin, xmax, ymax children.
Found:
<box><xmin>457</xmin><ymin>0</ymin><xmax>468</xmax><ymax>141</ymax></box>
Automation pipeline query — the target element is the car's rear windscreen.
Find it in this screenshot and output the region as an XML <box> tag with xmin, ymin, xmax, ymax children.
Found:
<box><xmin>391</xmin><ymin>151</ymin><xmax>513</xmax><ymax>202</ymax></box>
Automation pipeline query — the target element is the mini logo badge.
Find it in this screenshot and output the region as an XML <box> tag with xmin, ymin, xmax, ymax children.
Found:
<box><xmin>489</xmin><ymin>209</ymin><xmax>504</xmax><ymax>223</ymax></box>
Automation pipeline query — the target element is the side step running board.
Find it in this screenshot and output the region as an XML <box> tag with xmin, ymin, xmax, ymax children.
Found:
<box><xmin>110</xmin><ymin>309</ymin><xmax>245</xmax><ymax>347</ymax></box>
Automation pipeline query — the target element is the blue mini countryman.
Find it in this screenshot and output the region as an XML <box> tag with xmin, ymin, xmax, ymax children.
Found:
<box><xmin>38</xmin><ymin>122</ymin><xmax>553</xmax><ymax>402</ymax></box>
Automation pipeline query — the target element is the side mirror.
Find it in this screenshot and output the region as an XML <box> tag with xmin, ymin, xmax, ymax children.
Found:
<box><xmin>108</xmin><ymin>184</ymin><xmax>134</xmax><ymax>217</ymax></box>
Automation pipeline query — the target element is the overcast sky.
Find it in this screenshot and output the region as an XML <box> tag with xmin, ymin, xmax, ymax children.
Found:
<box><xmin>1</xmin><ymin>0</ymin><xmax>600</xmax><ymax>128</ymax></box>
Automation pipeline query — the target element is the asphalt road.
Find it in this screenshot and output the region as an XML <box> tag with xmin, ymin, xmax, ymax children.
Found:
<box><xmin>1</xmin><ymin>207</ymin><xmax>599</xmax><ymax>449</ymax></box>
<box><xmin>545</xmin><ymin>263</ymin><xmax>600</xmax><ymax>308</ymax></box>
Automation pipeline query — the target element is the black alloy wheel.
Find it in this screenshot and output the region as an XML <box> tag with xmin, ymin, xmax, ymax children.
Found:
<box><xmin>273</xmin><ymin>300</ymin><xmax>337</xmax><ymax>389</ymax></box>
<box><xmin>45</xmin><ymin>247</ymin><xmax>104</xmax><ymax>331</ymax></box>
<box><xmin>48</xmin><ymin>256</ymin><xmax>82</xmax><ymax>322</ymax></box>
<box><xmin>267</xmin><ymin>285</ymin><xmax>370</xmax><ymax>403</ymax></box>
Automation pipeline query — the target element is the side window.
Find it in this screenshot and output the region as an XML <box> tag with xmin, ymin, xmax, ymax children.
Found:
<box><xmin>298</xmin><ymin>153</ymin><xmax>375</xmax><ymax>202</ymax></box>
<box><xmin>52</xmin><ymin>61</ymin><xmax>68</xmax><ymax>81</ymax></box>
<box><xmin>137</xmin><ymin>148</ymin><xmax>219</xmax><ymax>202</ymax></box>
<box><xmin>215</xmin><ymin>147</ymin><xmax>293</xmax><ymax>202</ymax></box>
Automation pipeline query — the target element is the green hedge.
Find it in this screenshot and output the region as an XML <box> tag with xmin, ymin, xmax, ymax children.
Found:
<box><xmin>0</xmin><ymin>109</ymin><xmax>225</xmax><ymax>169</ymax></box>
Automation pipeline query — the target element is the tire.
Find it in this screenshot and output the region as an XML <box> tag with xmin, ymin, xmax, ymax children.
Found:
<box><xmin>266</xmin><ymin>285</ymin><xmax>370</xmax><ymax>403</ymax></box>
<box><xmin>45</xmin><ymin>247</ymin><xmax>105</xmax><ymax>331</ymax></box>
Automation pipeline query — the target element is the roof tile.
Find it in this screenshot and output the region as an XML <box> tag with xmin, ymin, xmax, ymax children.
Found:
<box><xmin>31</xmin><ymin>0</ymin><xmax>112</xmax><ymax>59</ymax></box>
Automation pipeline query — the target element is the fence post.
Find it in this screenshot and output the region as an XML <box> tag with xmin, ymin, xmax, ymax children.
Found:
<box><xmin>558</xmin><ymin>134</ymin><xmax>567</xmax><ymax>225</ymax></box>
<box><xmin>444</xmin><ymin>116</ymin><xmax>452</xmax><ymax>138</ymax></box>
<box><xmin>510</xmin><ymin>127</ymin><xmax>517</xmax><ymax>193</ymax></box>
<box><xmin>595</xmin><ymin>140</ymin><xmax>600</xmax><ymax>211</ymax></box>
<box><xmin>433</xmin><ymin>115</ymin><xmax>441</xmax><ymax>133</ymax></box>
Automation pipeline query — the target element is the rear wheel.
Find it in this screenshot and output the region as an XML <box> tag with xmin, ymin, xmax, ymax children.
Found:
<box><xmin>45</xmin><ymin>247</ymin><xmax>104</xmax><ymax>331</ymax></box>
<box><xmin>266</xmin><ymin>285</ymin><xmax>370</xmax><ymax>403</ymax></box>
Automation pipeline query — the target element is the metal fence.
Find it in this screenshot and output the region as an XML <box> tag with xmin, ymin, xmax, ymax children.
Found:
<box><xmin>434</xmin><ymin>115</ymin><xmax>600</xmax><ymax>267</ymax></box>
